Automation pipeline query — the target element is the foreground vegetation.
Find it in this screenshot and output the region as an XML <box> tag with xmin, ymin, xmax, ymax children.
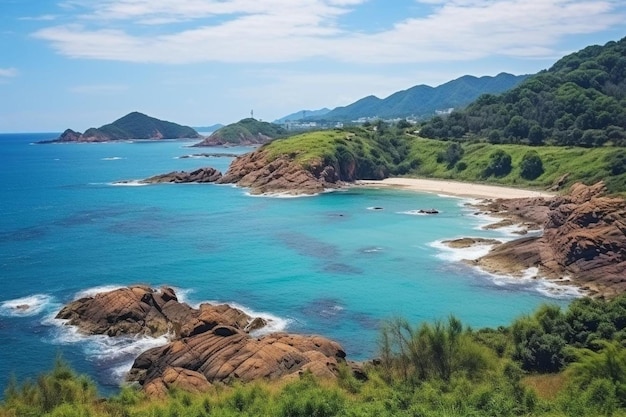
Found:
<box><xmin>3</xmin><ymin>295</ymin><xmax>625</xmax><ymax>416</ymax></box>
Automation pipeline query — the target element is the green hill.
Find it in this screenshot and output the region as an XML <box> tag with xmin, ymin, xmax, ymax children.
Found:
<box><xmin>252</xmin><ymin>120</ymin><xmax>626</xmax><ymax>194</ymax></box>
<box><xmin>46</xmin><ymin>112</ymin><xmax>201</xmax><ymax>142</ymax></box>
<box><xmin>420</xmin><ymin>37</ymin><xmax>626</xmax><ymax>146</ymax></box>
<box><xmin>193</xmin><ymin>118</ymin><xmax>287</xmax><ymax>146</ymax></box>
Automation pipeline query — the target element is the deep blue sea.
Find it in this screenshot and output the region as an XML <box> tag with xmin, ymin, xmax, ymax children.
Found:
<box><xmin>0</xmin><ymin>133</ymin><xmax>578</xmax><ymax>396</ymax></box>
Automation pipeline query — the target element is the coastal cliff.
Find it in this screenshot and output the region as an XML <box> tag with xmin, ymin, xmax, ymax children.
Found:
<box><xmin>473</xmin><ymin>182</ymin><xmax>626</xmax><ymax>297</ymax></box>
<box><xmin>214</xmin><ymin>127</ymin><xmax>402</xmax><ymax>194</ymax></box>
<box><xmin>56</xmin><ymin>286</ymin><xmax>349</xmax><ymax>397</ymax></box>
<box><xmin>217</xmin><ymin>149</ymin><xmax>346</xmax><ymax>194</ymax></box>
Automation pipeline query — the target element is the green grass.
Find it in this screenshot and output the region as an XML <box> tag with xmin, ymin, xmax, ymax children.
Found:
<box><xmin>259</xmin><ymin>127</ymin><xmax>626</xmax><ymax>194</ymax></box>
<box><xmin>408</xmin><ymin>138</ymin><xmax>626</xmax><ymax>194</ymax></box>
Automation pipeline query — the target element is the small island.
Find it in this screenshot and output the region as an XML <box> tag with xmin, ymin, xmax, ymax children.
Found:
<box><xmin>40</xmin><ymin>112</ymin><xmax>201</xmax><ymax>143</ymax></box>
<box><xmin>192</xmin><ymin>118</ymin><xmax>287</xmax><ymax>147</ymax></box>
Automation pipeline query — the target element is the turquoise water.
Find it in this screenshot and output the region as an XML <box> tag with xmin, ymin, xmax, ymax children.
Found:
<box><xmin>0</xmin><ymin>133</ymin><xmax>574</xmax><ymax>395</ymax></box>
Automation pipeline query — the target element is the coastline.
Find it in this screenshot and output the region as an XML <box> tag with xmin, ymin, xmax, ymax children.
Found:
<box><xmin>356</xmin><ymin>177</ymin><xmax>594</xmax><ymax>298</ymax></box>
<box><xmin>355</xmin><ymin>178</ymin><xmax>555</xmax><ymax>200</ymax></box>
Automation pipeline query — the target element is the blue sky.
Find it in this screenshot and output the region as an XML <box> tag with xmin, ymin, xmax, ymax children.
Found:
<box><xmin>1</xmin><ymin>0</ymin><xmax>625</xmax><ymax>132</ymax></box>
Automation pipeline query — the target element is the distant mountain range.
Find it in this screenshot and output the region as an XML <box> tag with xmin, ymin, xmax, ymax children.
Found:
<box><xmin>273</xmin><ymin>108</ymin><xmax>331</xmax><ymax>124</ymax></box>
<box><xmin>420</xmin><ymin>37</ymin><xmax>626</xmax><ymax>148</ymax></box>
<box><xmin>42</xmin><ymin>112</ymin><xmax>201</xmax><ymax>143</ymax></box>
<box><xmin>275</xmin><ymin>73</ymin><xmax>529</xmax><ymax>123</ymax></box>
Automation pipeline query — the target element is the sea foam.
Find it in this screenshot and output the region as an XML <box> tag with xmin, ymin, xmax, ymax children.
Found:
<box><xmin>477</xmin><ymin>267</ymin><xmax>583</xmax><ymax>300</ymax></box>
<box><xmin>430</xmin><ymin>239</ymin><xmax>497</xmax><ymax>262</ymax></box>
<box><xmin>74</xmin><ymin>285</ymin><xmax>126</xmax><ymax>300</ymax></box>
<box><xmin>109</xmin><ymin>180</ymin><xmax>147</xmax><ymax>187</ymax></box>
<box><xmin>0</xmin><ymin>294</ymin><xmax>55</xmax><ymax>317</ymax></box>
<box><xmin>49</xmin><ymin>316</ymin><xmax>171</xmax><ymax>383</ymax></box>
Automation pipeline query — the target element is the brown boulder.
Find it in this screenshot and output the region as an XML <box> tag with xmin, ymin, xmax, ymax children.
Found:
<box><xmin>127</xmin><ymin>327</ymin><xmax>346</xmax><ymax>392</ymax></box>
<box><xmin>55</xmin><ymin>286</ymin><xmax>263</xmax><ymax>337</ymax></box>
<box><xmin>143</xmin><ymin>367</ymin><xmax>212</xmax><ymax>398</ymax></box>
<box><xmin>142</xmin><ymin>167</ymin><xmax>222</xmax><ymax>184</ymax></box>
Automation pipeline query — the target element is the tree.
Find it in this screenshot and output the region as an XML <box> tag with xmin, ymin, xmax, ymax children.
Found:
<box><xmin>438</xmin><ymin>142</ymin><xmax>465</xmax><ymax>169</ymax></box>
<box><xmin>484</xmin><ymin>150</ymin><xmax>512</xmax><ymax>177</ymax></box>
<box><xmin>520</xmin><ymin>151</ymin><xmax>544</xmax><ymax>180</ymax></box>
<box><xmin>527</xmin><ymin>124</ymin><xmax>545</xmax><ymax>145</ymax></box>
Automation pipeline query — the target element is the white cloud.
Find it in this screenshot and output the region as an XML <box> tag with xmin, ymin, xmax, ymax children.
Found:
<box><xmin>32</xmin><ymin>0</ymin><xmax>625</xmax><ymax>64</ymax></box>
<box><xmin>0</xmin><ymin>68</ymin><xmax>18</xmax><ymax>77</ymax></box>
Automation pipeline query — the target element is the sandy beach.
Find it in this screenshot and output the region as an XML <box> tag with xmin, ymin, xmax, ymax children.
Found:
<box><xmin>355</xmin><ymin>178</ymin><xmax>556</xmax><ymax>199</ymax></box>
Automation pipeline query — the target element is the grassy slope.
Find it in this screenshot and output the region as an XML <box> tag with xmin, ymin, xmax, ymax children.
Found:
<box><xmin>408</xmin><ymin>137</ymin><xmax>626</xmax><ymax>193</ymax></box>
<box><xmin>258</xmin><ymin>127</ymin><xmax>626</xmax><ymax>194</ymax></box>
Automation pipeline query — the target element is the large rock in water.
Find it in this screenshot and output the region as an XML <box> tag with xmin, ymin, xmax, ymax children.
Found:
<box><xmin>141</xmin><ymin>167</ymin><xmax>222</xmax><ymax>184</ymax></box>
<box><xmin>475</xmin><ymin>182</ymin><xmax>626</xmax><ymax>297</ymax></box>
<box><xmin>217</xmin><ymin>149</ymin><xmax>344</xmax><ymax>195</ymax></box>
<box><xmin>56</xmin><ymin>286</ymin><xmax>260</xmax><ymax>337</ymax></box>
<box><xmin>56</xmin><ymin>286</ymin><xmax>349</xmax><ymax>397</ymax></box>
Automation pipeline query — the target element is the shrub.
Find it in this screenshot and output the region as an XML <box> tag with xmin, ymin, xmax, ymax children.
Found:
<box><xmin>519</xmin><ymin>150</ymin><xmax>544</xmax><ymax>180</ymax></box>
<box><xmin>483</xmin><ymin>150</ymin><xmax>512</xmax><ymax>177</ymax></box>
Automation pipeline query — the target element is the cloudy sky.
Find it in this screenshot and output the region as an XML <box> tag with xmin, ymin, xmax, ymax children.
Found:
<box><xmin>1</xmin><ymin>0</ymin><xmax>625</xmax><ymax>132</ymax></box>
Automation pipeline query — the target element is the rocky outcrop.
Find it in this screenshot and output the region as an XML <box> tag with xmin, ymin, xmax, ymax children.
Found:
<box><xmin>56</xmin><ymin>286</ymin><xmax>259</xmax><ymax>337</ymax></box>
<box><xmin>217</xmin><ymin>149</ymin><xmax>344</xmax><ymax>195</ymax></box>
<box><xmin>142</xmin><ymin>167</ymin><xmax>223</xmax><ymax>184</ymax></box>
<box><xmin>56</xmin><ymin>286</ymin><xmax>350</xmax><ymax>397</ymax></box>
<box><xmin>442</xmin><ymin>237</ymin><xmax>502</xmax><ymax>249</ymax></box>
<box><xmin>128</xmin><ymin>328</ymin><xmax>346</xmax><ymax>397</ymax></box>
<box><xmin>474</xmin><ymin>182</ymin><xmax>626</xmax><ymax>297</ymax></box>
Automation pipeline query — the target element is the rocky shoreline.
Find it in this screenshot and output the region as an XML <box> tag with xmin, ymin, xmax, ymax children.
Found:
<box><xmin>56</xmin><ymin>286</ymin><xmax>355</xmax><ymax>397</ymax></box>
<box><xmin>450</xmin><ymin>182</ymin><xmax>626</xmax><ymax>299</ymax></box>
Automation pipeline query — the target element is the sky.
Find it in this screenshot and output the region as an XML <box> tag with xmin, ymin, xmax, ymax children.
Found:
<box><xmin>0</xmin><ymin>0</ymin><xmax>625</xmax><ymax>132</ymax></box>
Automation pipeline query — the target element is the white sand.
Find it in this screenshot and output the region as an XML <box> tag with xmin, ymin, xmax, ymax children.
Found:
<box><xmin>355</xmin><ymin>178</ymin><xmax>555</xmax><ymax>199</ymax></box>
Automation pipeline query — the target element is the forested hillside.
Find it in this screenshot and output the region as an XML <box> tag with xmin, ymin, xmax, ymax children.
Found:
<box><xmin>420</xmin><ymin>37</ymin><xmax>626</xmax><ymax>147</ymax></box>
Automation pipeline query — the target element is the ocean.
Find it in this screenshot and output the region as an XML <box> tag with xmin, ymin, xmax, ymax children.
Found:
<box><xmin>0</xmin><ymin>132</ymin><xmax>578</xmax><ymax>395</ymax></box>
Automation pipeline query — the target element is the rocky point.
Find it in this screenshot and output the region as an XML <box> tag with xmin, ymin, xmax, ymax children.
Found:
<box><xmin>56</xmin><ymin>286</ymin><xmax>351</xmax><ymax>397</ymax></box>
<box><xmin>474</xmin><ymin>182</ymin><xmax>626</xmax><ymax>298</ymax></box>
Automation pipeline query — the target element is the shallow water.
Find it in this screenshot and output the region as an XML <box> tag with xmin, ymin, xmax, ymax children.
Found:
<box><xmin>0</xmin><ymin>133</ymin><xmax>576</xmax><ymax>395</ymax></box>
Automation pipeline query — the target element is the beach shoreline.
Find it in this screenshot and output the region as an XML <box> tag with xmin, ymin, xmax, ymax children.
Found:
<box><xmin>354</xmin><ymin>178</ymin><xmax>555</xmax><ymax>200</ymax></box>
<box><xmin>356</xmin><ymin>177</ymin><xmax>595</xmax><ymax>298</ymax></box>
